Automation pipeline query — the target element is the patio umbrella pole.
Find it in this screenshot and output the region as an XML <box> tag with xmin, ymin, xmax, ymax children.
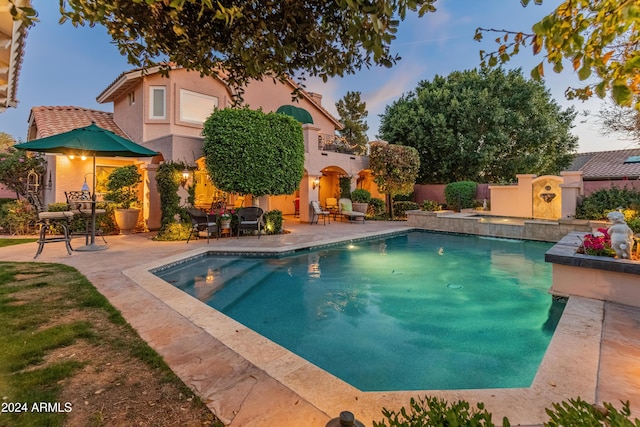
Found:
<box><xmin>75</xmin><ymin>153</ymin><xmax>107</xmax><ymax>252</ymax></box>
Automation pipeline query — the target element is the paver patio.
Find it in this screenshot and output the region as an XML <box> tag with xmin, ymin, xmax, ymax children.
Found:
<box><xmin>1</xmin><ymin>218</ymin><xmax>639</xmax><ymax>426</ymax></box>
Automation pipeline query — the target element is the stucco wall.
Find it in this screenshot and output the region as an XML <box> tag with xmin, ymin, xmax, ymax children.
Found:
<box><xmin>242</xmin><ymin>79</ymin><xmax>337</xmax><ymax>136</ymax></box>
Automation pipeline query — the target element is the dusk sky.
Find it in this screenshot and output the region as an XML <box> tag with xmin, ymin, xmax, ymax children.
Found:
<box><xmin>0</xmin><ymin>0</ymin><xmax>636</xmax><ymax>153</ymax></box>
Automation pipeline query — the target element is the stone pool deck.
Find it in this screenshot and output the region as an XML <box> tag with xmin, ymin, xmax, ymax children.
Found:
<box><xmin>1</xmin><ymin>219</ymin><xmax>640</xmax><ymax>426</ymax></box>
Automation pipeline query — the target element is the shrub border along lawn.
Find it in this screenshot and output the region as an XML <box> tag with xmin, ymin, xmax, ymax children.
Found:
<box><xmin>0</xmin><ymin>261</ymin><xmax>221</xmax><ymax>427</ymax></box>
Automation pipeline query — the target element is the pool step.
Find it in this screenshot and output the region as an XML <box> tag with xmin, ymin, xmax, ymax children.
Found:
<box><xmin>208</xmin><ymin>260</ymin><xmax>281</xmax><ymax>311</ymax></box>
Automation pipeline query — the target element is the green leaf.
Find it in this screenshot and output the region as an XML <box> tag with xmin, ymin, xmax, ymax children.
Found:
<box><xmin>612</xmin><ymin>83</ymin><xmax>633</xmax><ymax>106</ymax></box>
<box><xmin>577</xmin><ymin>66</ymin><xmax>591</xmax><ymax>80</ymax></box>
<box><xmin>594</xmin><ymin>81</ymin><xmax>606</xmax><ymax>98</ymax></box>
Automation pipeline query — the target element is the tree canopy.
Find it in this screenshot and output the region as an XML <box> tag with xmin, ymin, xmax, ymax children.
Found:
<box><xmin>202</xmin><ymin>107</ymin><xmax>304</xmax><ymax>197</ymax></box>
<box><xmin>368</xmin><ymin>142</ymin><xmax>420</xmax><ymax>197</ymax></box>
<box><xmin>0</xmin><ymin>133</ymin><xmax>46</xmax><ymax>199</ymax></box>
<box><xmin>378</xmin><ymin>68</ymin><xmax>578</xmax><ymax>184</ymax></box>
<box><xmin>11</xmin><ymin>0</ymin><xmax>435</xmax><ymax>94</ymax></box>
<box><xmin>476</xmin><ymin>0</ymin><xmax>640</xmax><ymax>109</ymax></box>
<box><xmin>336</xmin><ymin>91</ymin><xmax>369</xmax><ymax>155</ymax></box>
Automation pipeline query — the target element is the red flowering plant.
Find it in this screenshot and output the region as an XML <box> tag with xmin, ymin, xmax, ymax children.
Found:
<box><xmin>578</xmin><ymin>228</ymin><xmax>616</xmax><ymax>257</ymax></box>
<box><xmin>209</xmin><ymin>208</ymin><xmax>235</xmax><ymax>221</ymax></box>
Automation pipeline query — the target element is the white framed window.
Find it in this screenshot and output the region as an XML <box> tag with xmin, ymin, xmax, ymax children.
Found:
<box><xmin>179</xmin><ymin>89</ymin><xmax>218</xmax><ymax>124</ymax></box>
<box><xmin>128</xmin><ymin>91</ymin><xmax>135</xmax><ymax>106</ymax></box>
<box><xmin>149</xmin><ymin>86</ymin><xmax>166</xmax><ymax>119</ymax></box>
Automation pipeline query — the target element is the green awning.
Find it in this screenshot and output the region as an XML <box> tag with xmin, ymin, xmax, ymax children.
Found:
<box><xmin>624</xmin><ymin>156</ymin><xmax>640</xmax><ymax>164</ymax></box>
<box><xmin>276</xmin><ymin>105</ymin><xmax>314</xmax><ymax>124</ymax></box>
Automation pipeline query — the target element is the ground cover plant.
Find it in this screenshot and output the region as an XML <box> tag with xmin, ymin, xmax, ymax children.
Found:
<box><xmin>374</xmin><ymin>396</ymin><xmax>639</xmax><ymax>427</ymax></box>
<box><xmin>0</xmin><ymin>262</ymin><xmax>220</xmax><ymax>427</ymax></box>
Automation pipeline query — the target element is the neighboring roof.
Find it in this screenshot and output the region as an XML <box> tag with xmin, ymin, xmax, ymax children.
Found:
<box><xmin>28</xmin><ymin>106</ymin><xmax>129</xmax><ymax>140</ymax></box>
<box><xmin>567</xmin><ymin>148</ymin><xmax>640</xmax><ymax>180</ymax></box>
<box><xmin>276</xmin><ymin>105</ymin><xmax>314</xmax><ymax>124</ymax></box>
<box><xmin>0</xmin><ymin>0</ymin><xmax>31</xmax><ymax>113</ymax></box>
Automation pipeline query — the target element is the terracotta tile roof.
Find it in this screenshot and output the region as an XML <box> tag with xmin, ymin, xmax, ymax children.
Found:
<box><xmin>28</xmin><ymin>106</ymin><xmax>129</xmax><ymax>139</ymax></box>
<box><xmin>568</xmin><ymin>148</ymin><xmax>640</xmax><ymax>179</ymax></box>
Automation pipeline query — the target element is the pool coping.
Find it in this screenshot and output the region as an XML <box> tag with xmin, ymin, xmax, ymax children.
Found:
<box><xmin>123</xmin><ymin>229</ymin><xmax>603</xmax><ymax>425</ymax></box>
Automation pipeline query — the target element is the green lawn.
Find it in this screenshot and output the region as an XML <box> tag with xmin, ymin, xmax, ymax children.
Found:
<box><xmin>0</xmin><ymin>262</ymin><xmax>220</xmax><ymax>427</ymax></box>
<box><xmin>0</xmin><ymin>238</ymin><xmax>37</xmax><ymax>248</ymax></box>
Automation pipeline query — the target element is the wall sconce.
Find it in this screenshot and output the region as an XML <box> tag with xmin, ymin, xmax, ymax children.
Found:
<box><xmin>312</xmin><ymin>177</ymin><xmax>320</xmax><ymax>189</ymax></box>
<box><xmin>181</xmin><ymin>169</ymin><xmax>190</xmax><ymax>188</ymax></box>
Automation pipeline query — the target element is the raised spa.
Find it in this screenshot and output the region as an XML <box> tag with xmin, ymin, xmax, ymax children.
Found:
<box><xmin>155</xmin><ymin>231</ymin><xmax>563</xmax><ymax>391</ymax></box>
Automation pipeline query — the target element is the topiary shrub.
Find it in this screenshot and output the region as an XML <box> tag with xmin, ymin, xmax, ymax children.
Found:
<box><xmin>392</xmin><ymin>201</ymin><xmax>419</xmax><ymax>218</ymax></box>
<box><xmin>105</xmin><ymin>165</ymin><xmax>142</xmax><ymax>209</ymax></box>
<box><xmin>350</xmin><ymin>188</ymin><xmax>371</xmax><ymax>203</ymax></box>
<box><xmin>575</xmin><ymin>187</ymin><xmax>640</xmax><ymax>220</ymax></box>
<box><xmin>203</xmin><ymin>107</ymin><xmax>304</xmax><ymax>197</ymax></box>
<box><xmin>445</xmin><ymin>181</ymin><xmax>477</xmax><ymax>211</ymax></box>
<box><xmin>263</xmin><ymin>209</ymin><xmax>283</xmax><ymax>234</ymax></box>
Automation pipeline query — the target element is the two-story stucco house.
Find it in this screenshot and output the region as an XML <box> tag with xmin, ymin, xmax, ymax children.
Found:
<box><xmin>27</xmin><ymin>66</ymin><xmax>380</xmax><ymax>229</ymax></box>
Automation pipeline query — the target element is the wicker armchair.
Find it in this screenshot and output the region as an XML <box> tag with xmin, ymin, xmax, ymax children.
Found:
<box><xmin>236</xmin><ymin>207</ymin><xmax>264</xmax><ymax>238</ymax></box>
<box><xmin>186</xmin><ymin>207</ymin><xmax>218</xmax><ymax>243</ymax></box>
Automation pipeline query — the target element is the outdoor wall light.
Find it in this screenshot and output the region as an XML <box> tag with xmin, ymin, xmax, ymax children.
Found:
<box><xmin>312</xmin><ymin>177</ymin><xmax>320</xmax><ymax>189</ymax></box>
<box><xmin>181</xmin><ymin>169</ymin><xmax>190</xmax><ymax>187</ymax></box>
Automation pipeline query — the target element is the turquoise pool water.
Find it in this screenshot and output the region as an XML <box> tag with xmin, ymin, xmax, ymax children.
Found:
<box><xmin>156</xmin><ymin>231</ymin><xmax>563</xmax><ymax>391</ymax></box>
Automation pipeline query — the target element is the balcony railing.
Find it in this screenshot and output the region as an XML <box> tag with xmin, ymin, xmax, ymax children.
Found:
<box><xmin>318</xmin><ymin>134</ymin><xmax>364</xmax><ymax>155</ymax></box>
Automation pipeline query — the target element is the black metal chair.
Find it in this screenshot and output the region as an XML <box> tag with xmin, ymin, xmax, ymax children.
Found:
<box><xmin>27</xmin><ymin>191</ymin><xmax>74</xmax><ymax>259</ymax></box>
<box><xmin>236</xmin><ymin>206</ymin><xmax>264</xmax><ymax>238</ymax></box>
<box><xmin>310</xmin><ymin>201</ymin><xmax>330</xmax><ymax>225</ymax></box>
<box><xmin>186</xmin><ymin>207</ymin><xmax>218</xmax><ymax>243</ymax></box>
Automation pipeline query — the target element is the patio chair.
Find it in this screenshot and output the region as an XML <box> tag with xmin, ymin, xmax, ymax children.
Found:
<box><xmin>27</xmin><ymin>191</ymin><xmax>74</xmax><ymax>258</ymax></box>
<box><xmin>236</xmin><ymin>206</ymin><xmax>264</xmax><ymax>238</ymax></box>
<box><xmin>65</xmin><ymin>190</ymin><xmax>107</xmax><ymax>245</ymax></box>
<box><xmin>186</xmin><ymin>207</ymin><xmax>218</xmax><ymax>244</ymax></box>
<box><xmin>310</xmin><ymin>201</ymin><xmax>331</xmax><ymax>225</ymax></box>
<box><xmin>338</xmin><ymin>198</ymin><xmax>365</xmax><ymax>224</ymax></box>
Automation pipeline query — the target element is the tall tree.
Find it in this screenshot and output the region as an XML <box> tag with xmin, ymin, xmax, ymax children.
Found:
<box><xmin>378</xmin><ymin>68</ymin><xmax>578</xmax><ymax>184</ymax></box>
<box><xmin>368</xmin><ymin>142</ymin><xmax>420</xmax><ymax>219</ymax></box>
<box><xmin>598</xmin><ymin>103</ymin><xmax>640</xmax><ymax>144</ymax></box>
<box><xmin>10</xmin><ymin>1</ymin><xmax>436</xmax><ymax>95</ymax></box>
<box><xmin>336</xmin><ymin>91</ymin><xmax>369</xmax><ymax>155</ymax></box>
<box><xmin>476</xmin><ymin>0</ymin><xmax>640</xmax><ymax>109</ymax></box>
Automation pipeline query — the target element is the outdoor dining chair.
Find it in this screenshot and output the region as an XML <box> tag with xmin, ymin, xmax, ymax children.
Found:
<box><xmin>310</xmin><ymin>201</ymin><xmax>331</xmax><ymax>225</ymax></box>
<box><xmin>65</xmin><ymin>190</ymin><xmax>107</xmax><ymax>244</ymax></box>
<box><xmin>236</xmin><ymin>206</ymin><xmax>264</xmax><ymax>238</ymax></box>
<box><xmin>186</xmin><ymin>207</ymin><xmax>218</xmax><ymax>243</ymax></box>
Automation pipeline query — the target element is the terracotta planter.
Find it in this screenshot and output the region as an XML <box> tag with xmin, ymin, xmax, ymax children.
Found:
<box><xmin>352</xmin><ymin>202</ymin><xmax>368</xmax><ymax>214</ymax></box>
<box><xmin>114</xmin><ymin>208</ymin><xmax>140</xmax><ymax>234</ymax></box>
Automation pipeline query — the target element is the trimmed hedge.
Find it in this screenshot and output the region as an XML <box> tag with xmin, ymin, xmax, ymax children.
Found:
<box><xmin>202</xmin><ymin>107</ymin><xmax>305</xmax><ymax>197</ymax></box>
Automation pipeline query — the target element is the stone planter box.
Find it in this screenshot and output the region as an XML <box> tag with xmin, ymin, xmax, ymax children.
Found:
<box><xmin>545</xmin><ymin>232</ymin><xmax>640</xmax><ymax>307</ymax></box>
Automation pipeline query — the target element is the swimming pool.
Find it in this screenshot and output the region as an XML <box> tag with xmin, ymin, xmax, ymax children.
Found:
<box><xmin>156</xmin><ymin>231</ymin><xmax>563</xmax><ymax>391</ymax></box>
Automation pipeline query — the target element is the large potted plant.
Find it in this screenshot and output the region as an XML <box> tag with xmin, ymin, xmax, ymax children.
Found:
<box><xmin>351</xmin><ymin>188</ymin><xmax>371</xmax><ymax>214</ymax></box>
<box><xmin>105</xmin><ymin>165</ymin><xmax>142</xmax><ymax>234</ymax></box>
